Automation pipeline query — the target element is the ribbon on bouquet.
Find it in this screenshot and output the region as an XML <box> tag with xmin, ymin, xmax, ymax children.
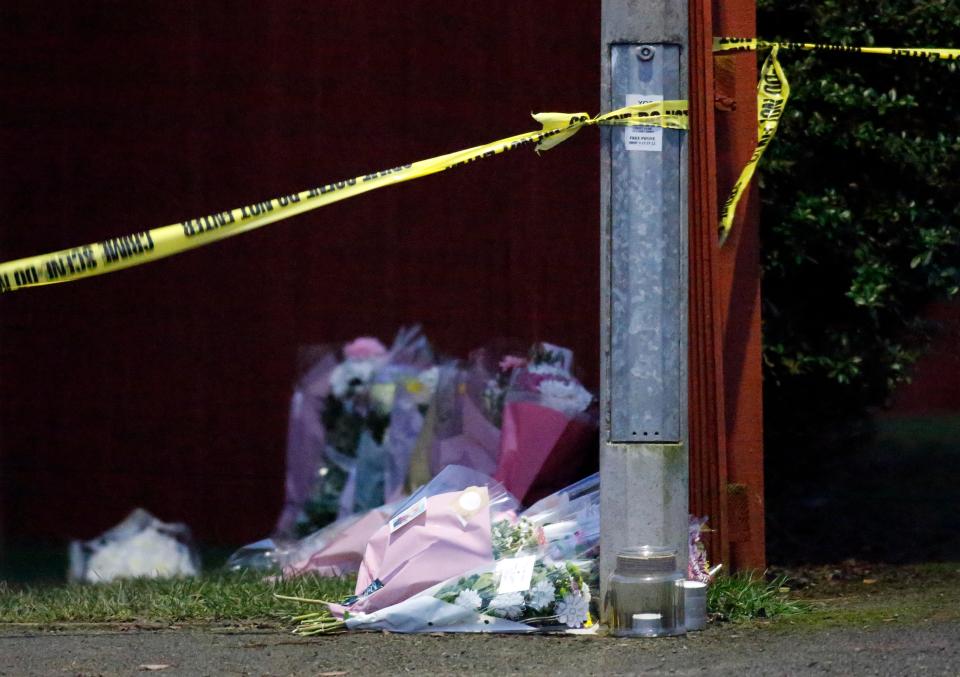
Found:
<box><xmin>0</xmin><ymin>101</ymin><xmax>688</xmax><ymax>294</ymax></box>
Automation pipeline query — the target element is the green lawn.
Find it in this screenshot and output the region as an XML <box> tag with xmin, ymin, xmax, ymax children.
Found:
<box><xmin>0</xmin><ymin>571</ymin><xmax>806</xmax><ymax>626</ymax></box>
<box><xmin>0</xmin><ymin>572</ymin><xmax>355</xmax><ymax>625</ymax></box>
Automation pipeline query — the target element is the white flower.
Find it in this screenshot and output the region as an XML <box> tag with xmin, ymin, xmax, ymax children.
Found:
<box><xmin>409</xmin><ymin>367</ymin><xmax>440</xmax><ymax>405</ymax></box>
<box><xmin>527</xmin><ymin>579</ymin><xmax>556</xmax><ymax>611</ymax></box>
<box><xmin>555</xmin><ymin>592</ymin><xmax>589</xmax><ymax>628</ymax></box>
<box><xmin>487</xmin><ymin>591</ymin><xmax>525</xmax><ymax>619</ymax></box>
<box><xmin>329</xmin><ymin>360</ymin><xmax>376</xmax><ymax>398</ymax></box>
<box><xmin>537</xmin><ymin>378</ymin><xmax>593</xmax><ymax>415</ymax></box>
<box><xmin>453</xmin><ymin>588</ymin><xmax>483</xmax><ymax>610</ymax></box>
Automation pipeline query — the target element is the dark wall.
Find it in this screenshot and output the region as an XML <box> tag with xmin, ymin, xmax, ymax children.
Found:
<box><xmin>888</xmin><ymin>300</ymin><xmax>960</xmax><ymax>416</ymax></box>
<box><xmin>0</xmin><ymin>2</ymin><xmax>601</xmax><ymax>544</ymax></box>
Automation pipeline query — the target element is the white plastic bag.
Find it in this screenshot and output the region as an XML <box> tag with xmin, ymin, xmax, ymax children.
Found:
<box><xmin>68</xmin><ymin>508</ymin><xmax>199</xmax><ymax>583</ymax></box>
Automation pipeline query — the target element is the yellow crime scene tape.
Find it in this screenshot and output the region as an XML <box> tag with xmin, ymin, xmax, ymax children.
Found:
<box><xmin>714</xmin><ymin>38</ymin><xmax>960</xmax><ymax>61</ymax></box>
<box><xmin>715</xmin><ymin>44</ymin><xmax>789</xmax><ymax>244</ymax></box>
<box><xmin>713</xmin><ymin>37</ymin><xmax>959</xmax><ymax>243</ymax></box>
<box><xmin>0</xmin><ymin>101</ymin><xmax>688</xmax><ymax>294</ymax></box>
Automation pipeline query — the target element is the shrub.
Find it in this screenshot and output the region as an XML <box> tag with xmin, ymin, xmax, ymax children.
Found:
<box><xmin>755</xmin><ymin>1</ymin><xmax>960</xmax><ymax>452</ymax></box>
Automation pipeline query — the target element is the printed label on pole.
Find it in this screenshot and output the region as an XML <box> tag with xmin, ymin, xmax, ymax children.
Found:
<box><xmin>389</xmin><ymin>497</ymin><xmax>427</xmax><ymax>533</ymax></box>
<box><xmin>495</xmin><ymin>555</ymin><xmax>536</xmax><ymax>594</ymax></box>
<box><xmin>624</xmin><ymin>94</ymin><xmax>664</xmax><ymax>151</ymax></box>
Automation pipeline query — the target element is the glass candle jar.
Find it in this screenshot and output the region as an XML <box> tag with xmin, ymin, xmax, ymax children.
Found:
<box><xmin>604</xmin><ymin>546</ymin><xmax>686</xmax><ymax>637</ymax></box>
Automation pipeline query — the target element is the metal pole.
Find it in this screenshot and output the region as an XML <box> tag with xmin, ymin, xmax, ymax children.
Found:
<box><xmin>599</xmin><ymin>0</ymin><xmax>689</xmax><ymax>598</ymax></box>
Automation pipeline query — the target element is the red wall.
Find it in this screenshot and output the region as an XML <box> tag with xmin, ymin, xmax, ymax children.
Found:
<box><xmin>0</xmin><ymin>2</ymin><xmax>601</xmax><ymax>544</ymax></box>
<box><xmin>888</xmin><ymin>300</ymin><xmax>960</xmax><ymax>416</ymax></box>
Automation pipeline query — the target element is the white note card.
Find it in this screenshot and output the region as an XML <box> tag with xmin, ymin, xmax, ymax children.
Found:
<box><xmin>495</xmin><ymin>555</ymin><xmax>536</xmax><ymax>594</ymax></box>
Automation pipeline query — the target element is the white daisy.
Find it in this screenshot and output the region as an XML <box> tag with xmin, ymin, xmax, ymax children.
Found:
<box><xmin>487</xmin><ymin>591</ymin><xmax>525</xmax><ymax>619</ymax></box>
<box><xmin>555</xmin><ymin>592</ymin><xmax>589</xmax><ymax>628</ymax></box>
<box><xmin>453</xmin><ymin>588</ymin><xmax>483</xmax><ymax>610</ymax></box>
<box><xmin>527</xmin><ymin>579</ymin><xmax>556</xmax><ymax>611</ymax></box>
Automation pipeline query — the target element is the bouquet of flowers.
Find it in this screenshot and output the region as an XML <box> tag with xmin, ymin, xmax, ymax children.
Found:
<box><xmin>281</xmin><ymin>472</ymin><xmax>602</xmax><ymax>634</ymax></box>
<box><xmin>520</xmin><ymin>472</ymin><xmax>600</xmax><ymax>563</ymax></box>
<box><xmin>276</xmin><ymin>327</ymin><xmax>436</xmax><ymax>536</ymax></box>
<box><xmin>493</xmin><ymin>343</ymin><xmax>598</xmax><ymax>504</ymax></box>
<box><xmin>424</xmin><ymin>343</ymin><xmax>527</xmax><ymax>480</ymax></box>
<box><xmin>290</xmin><ymin>557</ymin><xmax>595</xmax><ymax>635</ymax></box>
<box><xmin>321</xmin><ymin>465</ymin><xmax>521</xmax><ymax>617</ymax></box>
<box><xmin>420</xmin><ymin>341</ymin><xmax>598</xmax><ymax>506</ymax></box>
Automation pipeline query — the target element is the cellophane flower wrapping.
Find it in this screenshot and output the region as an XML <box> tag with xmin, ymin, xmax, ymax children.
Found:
<box><xmin>426</xmin><ymin>343</ymin><xmax>528</xmax><ymax>480</ymax></box>
<box><xmin>290</xmin><ymin>472</ymin><xmax>601</xmax><ymax>635</ymax></box>
<box><xmin>277</xmin><ymin>327</ymin><xmax>436</xmax><ymax>537</ymax></box>
<box><xmin>226</xmin><ymin>501</ymin><xmax>401</xmax><ymax>577</ymax></box>
<box><xmin>327</xmin><ymin>465</ymin><xmax>521</xmax><ymax>618</ymax></box>
<box><xmin>69</xmin><ymin>509</ymin><xmax>199</xmax><ymax>583</ymax></box>
<box><xmin>493</xmin><ymin>342</ymin><xmax>599</xmax><ymax>504</ymax></box>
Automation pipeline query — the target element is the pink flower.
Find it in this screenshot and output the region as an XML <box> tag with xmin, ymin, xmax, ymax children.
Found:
<box><xmin>343</xmin><ymin>336</ymin><xmax>387</xmax><ymax>360</ymax></box>
<box><xmin>498</xmin><ymin>355</ymin><xmax>528</xmax><ymax>372</ymax></box>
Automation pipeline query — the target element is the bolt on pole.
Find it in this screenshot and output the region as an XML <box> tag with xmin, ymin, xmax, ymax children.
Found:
<box><xmin>599</xmin><ymin>0</ymin><xmax>690</xmax><ymax>597</ymax></box>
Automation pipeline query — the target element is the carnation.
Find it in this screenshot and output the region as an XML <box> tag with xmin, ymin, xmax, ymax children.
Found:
<box><xmin>453</xmin><ymin>588</ymin><xmax>483</xmax><ymax>610</ymax></box>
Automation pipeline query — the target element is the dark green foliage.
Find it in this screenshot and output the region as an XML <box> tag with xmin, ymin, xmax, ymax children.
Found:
<box><xmin>756</xmin><ymin>1</ymin><xmax>960</xmax><ymax>449</ymax></box>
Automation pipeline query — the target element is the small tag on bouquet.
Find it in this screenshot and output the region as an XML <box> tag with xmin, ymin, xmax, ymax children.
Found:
<box><xmin>495</xmin><ymin>555</ymin><xmax>536</xmax><ymax>594</ymax></box>
<box><xmin>389</xmin><ymin>497</ymin><xmax>427</xmax><ymax>534</ymax></box>
<box><xmin>342</xmin><ymin>578</ymin><xmax>384</xmax><ymax>607</ymax></box>
<box><xmin>452</xmin><ymin>486</ymin><xmax>488</xmax><ymax>527</ymax></box>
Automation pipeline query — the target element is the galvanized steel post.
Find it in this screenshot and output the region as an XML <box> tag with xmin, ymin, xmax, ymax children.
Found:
<box><xmin>599</xmin><ymin>0</ymin><xmax>689</xmax><ymax>597</ymax></box>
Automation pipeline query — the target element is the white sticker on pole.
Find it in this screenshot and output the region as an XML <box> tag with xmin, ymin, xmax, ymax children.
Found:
<box><xmin>624</xmin><ymin>94</ymin><xmax>664</xmax><ymax>151</ymax></box>
<box><xmin>495</xmin><ymin>555</ymin><xmax>537</xmax><ymax>594</ymax></box>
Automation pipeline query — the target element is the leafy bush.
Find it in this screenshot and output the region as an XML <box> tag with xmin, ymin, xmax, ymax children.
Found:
<box><xmin>755</xmin><ymin>1</ymin><xmax>960</xmax><ymax>451</ymax></box>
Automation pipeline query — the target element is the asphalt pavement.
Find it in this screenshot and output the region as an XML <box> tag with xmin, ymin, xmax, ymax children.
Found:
<box><xmin>1</xmin><ymin>620</ymin><xmax>957</xmax><ymax>676</ymax></box>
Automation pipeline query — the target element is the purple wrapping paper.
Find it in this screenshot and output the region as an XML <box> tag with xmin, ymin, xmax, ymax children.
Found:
<box><xmin>275</xmin><ymin>352</ymin><xmax>337</xmax><ymax>535</ymax></box>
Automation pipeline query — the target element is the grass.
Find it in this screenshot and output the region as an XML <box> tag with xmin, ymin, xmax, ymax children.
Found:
<box><xmin>0</xmin><ymin>572</ymin><xmax>356</xmax><ymax>625</ymax></box>
<box><xmin>769</xmin><ymin>562</ymin><xmax>960</xmax><ymax>630</ymax></box>
<box><xmin>1</xmin><ymin>570</ymin><xmax>808</xmax><ymax>627</ymax></box>
<box><xmin>707</xmin><ymin>572</ymin><xmax>808</xmax><ymax>622</ymax></box>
